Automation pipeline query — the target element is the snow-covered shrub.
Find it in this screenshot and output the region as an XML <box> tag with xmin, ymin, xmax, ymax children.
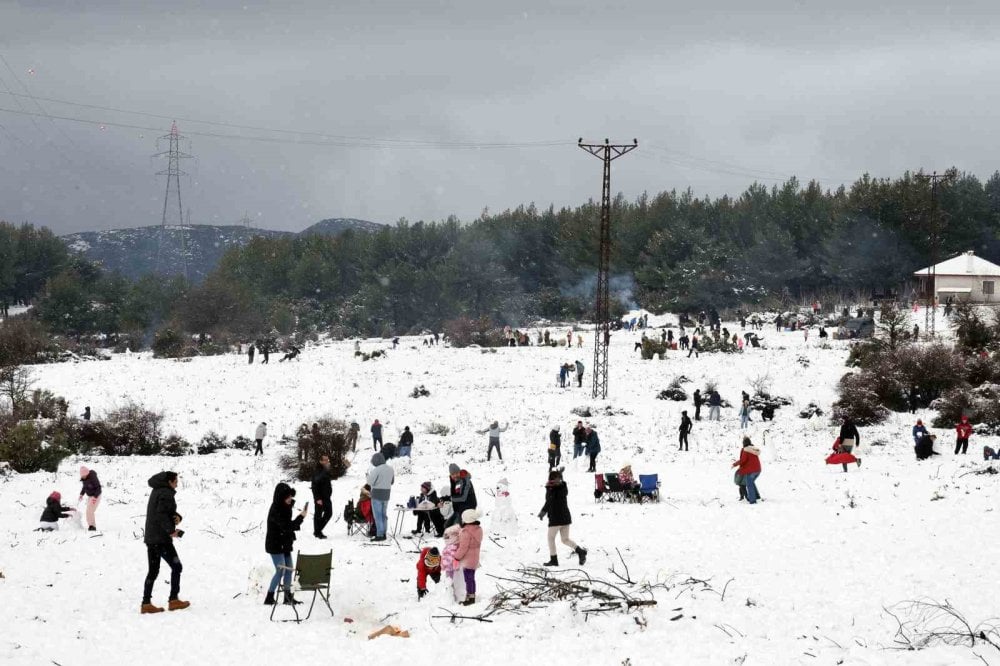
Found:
<box><xmin>930</xmin><ymin>384</ymin><xmax>1000</xmax><ymax>431</ymax></box>
<box><xmin>656</xmin><ymin>387</ymin><xmax>687</xmax><ymax>401</ymax></box>
<box><xmin>426</xmin><ymin>422</ymin><xmax>451</xmax><ymax>436</ymax></box>
<box><xmin>442</xmin><ymin>316</ymin><xmax>504</xmax><ymax>348</ymax></box>
<box><xmin>409</xmin><ymin>385</ymin><xmax>430</xmax><ymax>398</ymax></box>
<box><xmin>0</xmin><ymin>317</ymin><xmax>55</xmax><ymax>366</ymax></box>
<box><xmin>161</xmin><ymin>434</ymin><xmax>192</xmax><ymax>456</ymax></box>
<box><xmin>831</xmin><ymin>372</ymin><xmax>889</xmax><ymax>425</ymax></box>
<box><xmin>152</xmin><ymin>327</ymin><xmax>187</xmax><ymax>358</ymax></box>
<box><xmin>24</xmin><ymin>389</ymin><xmax>68</xmax><ymax>419</ymax></box>
<box><xmin>112</xmin><ymin>331</ymin><xmax>146</xmax><ymax>354</ymax></box>
<box><xmin>280</xmin><ymin>418</ymin><xmax>351</xmax><ymax>482</ymax></box>
<box><xmin>640</xmin><ymin>338</ymin><xmax>668</xmax><ymax>360</ymax></box>
<box><xmin>951</xmin><ymin>301</ymin><xmax>996</xmax><ymax>353</ymax></box>
<box><xmin>197</xmin><ymin>431</ymin><xmax>229</xmax><ymax>455</ymax></box>
<box><xmin>0</xmin><ymin>422</ymin><xmax>68</xmax><ymax>473</ymax></box>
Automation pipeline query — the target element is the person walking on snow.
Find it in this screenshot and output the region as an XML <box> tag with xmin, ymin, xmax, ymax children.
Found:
<box><xmin>584</xmin><ymin>425</ymin><xmax>601</xmax><ymax>473</ymax></box>
<box><xmin>538</xmin><ymin>469</ymin><xmax>587</xmax><ymax>567</ymax></box>
<box><xmin>454</xmin><ymin>509</ymin><xmax>483</xmax><ymax>606</ymax></box>
<box><xmin>575</xmin><ymin>360</ymin><xmax>584</xmax><ymax>387</ymax></box>
<box><xmin>548</xmin><ymin>426</ymin><xmax>562</xmax><ymax>469</ymax></box>
<box><xmin>366</xmin><ymin>452</ymin><xmax>394</xmax><ymax>541</ymax></box>
<box><xmin>477</xmin><ymin>421</ymin><xmax>508</xmax><ymax>461</ymax></box>
<box><xmin>346</xmin><ymin>421</ymin><xmax>359</xmax><ymax>452</ymax></box>
<box><xmin>838</xmin><ymin>417</ymin><xmax>860</xmax><ymax>456</ymax></box>
<box><xmin>311</xmin><ymin>454</ymin><xmax>332</xmax><ymax>539</ymax></box>
<box><xmin>955</xmin><ymin>415</ymin><xmax>973</xmax><ymax>454</ymax></box>
<box><xmin>264</xmin><ymin>482</ymin><xmax>308</xmax><ymax>606</ymax></box>
<box><xmin>732</xmin><ymin>437</ymin><xmax>762</xmax><ymax>504</ymax></box>
<box><xmin>247</xmin><ymin>344</ymin><xmax>255</xmax><ymax>364</ymax></box>
<box><xmin>141</xmin><ymin>471</ymin><xmax>189</xmax><ymax>613</ymax></box>
<box><xmin>371</xmin><ymin>419</ymin><xmax>383</xmax><ymax>450</ymax></box>
<box><xmin>688</xmin><ymin>335</ymin><xmax>700</xmax><ymax>358</ymax></box>
<box><xmin>679</xmin><ymin>411</ymin><xmax>693</xmax><ymax>451</ymax></box>
<box><xmin>912</xmin><ymin>419</ymin><xmax>928</xmax><ymax>445</ymax></box>
<box><xmin>254</xmin><ymin>422</ymin><xmax>267</xmax><ymax>456</ymax></box>
<box><xmin>78</xmin><ymin>466</ymin><xmax>101</xmax><ymax>531</ymax></box>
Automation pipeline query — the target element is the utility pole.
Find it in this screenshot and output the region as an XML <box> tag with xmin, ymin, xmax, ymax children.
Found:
<box><xmin>239</xmin><ymin>211</ymin><xmax>252</xmax><ymax>228</ymax></box>
<box><xmin>916</xmin><ymin>169</ymin><xmax>956</xmax><ymax>338</ymax></box>
<box><xmin>578</xmin><ymin>138</ymin><xmax>638</xmax><ymax>399</ymax></box>
<box><xmin>154</xmin><ymin>121</ymin><xmax>192</xmax><ymax>274</ymax></box>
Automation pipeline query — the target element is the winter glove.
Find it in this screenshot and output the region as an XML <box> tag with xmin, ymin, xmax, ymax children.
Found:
<box><xmin>417</xmin><ymin>588</ymin><xmax>428</xmax><ymax>600</ymax></box>
<box><xmin>430</xmin><ymin>572</ymin><xmax>441</xmax><ymax>584</ymax></box>
<box><xmin>537</xmin><ymin>511</ymin><xmax>545</xmax><ymax>521</ymax></box>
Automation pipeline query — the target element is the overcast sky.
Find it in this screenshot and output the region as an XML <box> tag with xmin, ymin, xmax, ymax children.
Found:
<box><xmin>1</xmin><ymin>1</ymin><xmax>1000</xmax><ymax>235</ymax></box>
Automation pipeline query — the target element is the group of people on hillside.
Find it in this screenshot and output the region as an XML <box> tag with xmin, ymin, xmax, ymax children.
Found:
<box><xmin>911</xmin><ymin>414</ymin><xmax>981</xmax><ymax>460</ymax></box>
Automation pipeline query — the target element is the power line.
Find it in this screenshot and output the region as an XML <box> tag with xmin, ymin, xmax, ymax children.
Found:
<box><xmin>0</xmin><ymin>93</ymin><xmax>569</xmax><ymax>149</ymax></box>
<box><xmin>0</xmin><ymin>52</ymin><xmax>80</xmax><ymax>151</ymax></box>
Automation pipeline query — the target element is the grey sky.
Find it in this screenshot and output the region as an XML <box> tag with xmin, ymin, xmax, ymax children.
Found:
<box><xmin>2</xmin><ymin>1</ymin><xmax>1000</xmax><ymax>235</ymax></box>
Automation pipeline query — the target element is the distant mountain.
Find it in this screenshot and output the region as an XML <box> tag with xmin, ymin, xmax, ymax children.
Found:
<box><xmin>300</xmin><ymin>217</ymin><xmax>385</xmax><ymax>237</ymax></box>
<box><xmin>62</xmin><ymin>218</ymin><xmax>383</xmax><ymax>281</ymax></box>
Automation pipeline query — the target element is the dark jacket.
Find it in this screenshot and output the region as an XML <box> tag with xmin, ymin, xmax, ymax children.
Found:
<box><xmin>371</xmin><ymin>423</ymin><xmax>383</xmax><ymax>439</ymax></box>
<box><xmin>679</xmin><ymin>414</ymin><xmax>693</xmax><ymax>434</ymax></box>
<box><xmin>693</xmin><ymin>390</ymin><xmax>702</xmax><ymax>407</ymax></box>
<box><xmin>40</xmin><ymin>497</ymin><xmax>73</xmax><ymax>523</ymax></box>
<box><xmin>265</xmin><ymin>482</ymin><xmax>304</xmax><ymax>554</ymax></box>
<box><xmin>549</xmin><ymin>429</ymin><xmax>561</xmax><ymax>450</ymax></box>
<box><xmin>144</xmin><ymin>472</ymin><xmax>177</xmax><ymax>545</ymax></box>
<box><xmin>449</xmin><ymin>471</ymin><xmax>478</xmax><ymax>515</ymax></box>
<box><xmin>539</xmin><ymin>480</ymin><xmax>572</xmax><ymax>527</ymax></box>
<box><xmin>399</xmin><ymin>429</ymin><xmax>414</xmax><ymax>447</ymax></box>
<box><xmin>80</xmin><ymin>471</ymin><xmax>102</xmax><ymax>498</ymax></box>
<box><xmin>707</xmin><ymin>391</ymin><xmax>721</xmax><ymax>407</ymax></box>
<box><xmin>839</xmin><ymin>420</ymin><xmax>860</xmax><ymax>445</ymax></box>
<box><xmin>572</xmin><ymin>425</ymin><xmax>586</xmax><ymax>446</ymax></box>
<box><xmin>311</xmin><ymin>465</ymin><xmax>332</xmax><ymax>500</ymax></box>
<box><xmin>585</xmin><ymin>430</ymin><xmax>601</xmax><ymax>455</ymax></box>
<box><xmin>915</xmin><ymin>433</ymin><xmax>939</xmax><ymax>460</ymax></box>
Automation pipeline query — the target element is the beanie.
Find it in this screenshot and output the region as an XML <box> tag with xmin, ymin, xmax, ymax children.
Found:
<box><xmin>420</xmin><ymin>481</ymin><xmax>431</xmax><ymax>493</ymax></box>
<box><xmin>49</xmin><ymin>491</ymin><xmax>61</xmax><ymax>502</ymax></box>
<box><xmin>424</xmin><ymin>548</ymin><xmax>441</xmax><ymax>569</ymax></box>
<box><xmin>448</xmin><ymin>463</ymin><xmax>460</xmax><ymax>475</ymax></box>
<box><xmin>461</xmin><ymin>508</ymin><xmax>480</xmax><ymax>524</ymax></box>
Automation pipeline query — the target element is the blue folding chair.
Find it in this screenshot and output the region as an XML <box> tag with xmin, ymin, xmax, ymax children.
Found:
<box><xmin>638</xmin><ymin>474</ymin><xmax>660</xmax><ymax>502</ymax></box>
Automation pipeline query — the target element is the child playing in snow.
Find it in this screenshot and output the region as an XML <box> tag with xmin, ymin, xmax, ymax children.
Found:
<box><xmin>454</xmin><ymin>509</ymin><xmax>483</xmax><ymax>606</ymax></box>
<box><xmin>441</xmin><ymin>524</ymin><xmax>467</xmax><ymax>602</ymax></box>
<box><xmin>37</xmin><ymin>491</ymin><xmax>75</xmax><ymax>531</ymax></box>
<box><xmin>416</xmin><ymin>547</ymin><xmax>442</xmax><ymax>600</ymax></box>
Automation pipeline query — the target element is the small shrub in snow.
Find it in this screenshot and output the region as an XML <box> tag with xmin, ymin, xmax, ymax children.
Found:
<box><xmin>409</xmin><ymin>385</ymin><xmax>430</xmax><ymax>398</ymax></box>
<box><xmin>0</xmin><ymin>422</ymin><xmax>68</xmax><ymax>473</ymax></box>
<box><xmin>831</xmin><ymin>372</ymin><xmax>889</xmax><ymax>425</ymax></box>
<box><xmin>442</xmin><ymin>316</ymin><xmax>504</xmax><ymax>348</ymax></box>
<box><xmin>280</xmin><ymin>418</ymin><xmax>351</xmax><ymax>482</ymax></box>
<box><xmin>798</xmin><ymin>402</ymin><xmax>824</xmax><ymax>418</ymax></box>
<box><xmin>152</xmin><ymin>327</ymin><xmax>187</xmax><ymax>358</ymax></box>
<box><xmin>197</xmin><ymin>431</ymin><xmax>229</xmax><ymax>455</ymax></box>
<box><xmin>231</xmin><ymin>435</ymin><xmax>252</xmax><ymax>450</ymax></box>
<box><xmin>426</xmin><ymin>422</ymin><xmax>451</xmax><ymax>436</ymax></box>
<box><xmin>656</xmin><ymin>387</ymin><xmax>687</xmax><ymax>401</ymax></box>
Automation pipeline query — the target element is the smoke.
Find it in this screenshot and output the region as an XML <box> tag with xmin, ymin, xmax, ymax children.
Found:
<box><xmin>561</xmin><ymin>273</ymin><xmax>639</xmax><ymax>310</ymax></box>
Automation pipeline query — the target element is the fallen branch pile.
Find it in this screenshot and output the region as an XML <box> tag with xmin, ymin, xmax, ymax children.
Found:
<box><xmin>885</xmin><ymin>598</ymin><xmax>1000</xmax><ymax>653</ymax></box>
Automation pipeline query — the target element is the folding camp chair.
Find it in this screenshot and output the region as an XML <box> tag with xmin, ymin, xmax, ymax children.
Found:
<box><xmin>638</xmin><ymin>474</ymin><xmax>660</xmax><ymax>503</ymax></box>
<box><xmin>344</xmin><ymin>499</ymin><xmax>374</xmax><ymax>538</ymax></box>
<box><xmin>603</xmin><ymin>473</ymin><xmax>627</xmax><ymax>502</ymax></box>
<box><xmin>594</xmin><ymin>473</ymin><xmax>607</xmax><ymax>502</ymax></box>
<box><xmin>270</xmin><ymin>550</ymin><xmax>334</xmax><ymax>623</ymax></box>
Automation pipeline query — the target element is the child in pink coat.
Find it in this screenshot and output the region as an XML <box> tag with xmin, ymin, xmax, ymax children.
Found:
<box><xmin>454</xmin><ymin>508</ymin><xmax>483</xmax><ymax>606</ymax></box>
<box><xmin>441</xmin><ymin>524</ymin><xmax>466</xmax><ymax>602</ymax></box>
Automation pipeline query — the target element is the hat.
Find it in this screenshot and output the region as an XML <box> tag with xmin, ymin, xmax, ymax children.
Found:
<box><xmin>420</xmin><ymin>481</ymin><xmax>432</xmax><ymax>493</ymax></box>
<box><xmin>448</xmin><ymin>463</ymin><xmax>460</xmax><ymax>475</ymax></box>
<box><xmin>461</xmin><ymin>508</ymin><xmax>480</xmax><ymax>524</ymax></box>
<box><xmin>916</xmin><ymin>419</ymin><xmax>923</xmax><ymax>425</ymax></box>
<box><xmin>79</xmin><ymin>466</ymin><xmax>89</xmax><ymax>478</ymax></box>
<box><xmin>49</xmin><ymin>491</ymin><xmax>61</xmax><ymax>502</ymax></box>
<box><xmin>424</xmin><ymin>547</ymin><xmax>441</xmax><ymax>569</ymax></box>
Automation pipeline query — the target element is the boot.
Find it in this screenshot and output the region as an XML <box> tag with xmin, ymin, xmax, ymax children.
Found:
<box><xmin>461</xmin><ymin>594</ymin><xmax>476</xmax><ymax>606</ymax></box>
<box><xmin>543</xmin><ymin>555</ymin><xmax>558</xmax><ymax>567</ymax></box>
<box><xmin>856</xmin><ymin>458</ymin><xmax>862</xmax><ymax>467</ymax></box>
<box><xmin>283</xmin><ymin>592</ymin><xmax>302</xmax><ymax>606</ymax></box>
<box><xmin>576</xmin><ymin>546</ymin><xmax>588</xmax><ymax>566</ymax></box>
<box><xmin>167</xmin><ymin>599</ymin><xmax>190</xmax><ymax>611</ymax></box>
<box><xmin>140</xmin><ymin>603</ymin><xmax>164</xmax><ymax>614</ymax></box>
<box><xmin>88</xmin><ymin>526</ymin><xmax>97</xmax><ymax>532</ymax></box>
<box><xmin>263</xmin><ymin>592</ymin><xmax>276</xmax><ymax>606</ymax></box>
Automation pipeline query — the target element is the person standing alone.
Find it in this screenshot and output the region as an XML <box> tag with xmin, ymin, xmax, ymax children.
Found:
<box><xmin>366</xmin><ymin>452</ymin><xmax>394</xmax><ymax>541</ymax></box>
<box><xmin>679</xmin><ymin>411</ymin><xmax>693</xmax><ymax>451</ymax></box>
<box><xmin>955</xmin><ymin>415</ymin><xmax>973</xmax><ymax>454</ymax></box>
<box><xmin>141</xmin><ymin>471</ymin><xmax>189</xmax><ymax>613</ymax></box>
<box><xmin>254</xmin><ymin>422</ymin><xmax>267</xmax><ymax>456</ymax></box>
<box><xmin>311</xmin><ymin>454</ymin><xmax>332</xmax><ymax>539</ymax></box>
<box><xmin>477</xmin><ymin>421</ymin><xmax>508</xmax><ymax>462</ymax></box>
<box><xmin>584</xmin><ymin>425</ymin><xmax>601</xmax><ymax>473</ymax></box>
<box><xmin>78</xmin><ymin>466</ymin><xmax>101</xmax><ymax>531</ymax></box>
<box><xmin>693</xmin><ymin>389</ymin><xmax>703</xmax><ymax>421</ymax></box>
<box><xmin>548</xmin><ymin>426</ymin><xmax>562</xmax><ymax>469</ymax></box>
<box><xmin>538</xmin><ymin>469</ymin><xmax>587</xmax><ymax>567</ymax></box>
<box><xmin>371</xmin><ymin>419</ymin><xmax>383</xmax><ymax>451</ymax></box>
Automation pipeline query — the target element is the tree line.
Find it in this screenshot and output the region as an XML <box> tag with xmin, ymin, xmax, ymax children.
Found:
<box><xmin>5</xmin><ymin>167</ymin><xmax>1000</xmax><ymax>348</ymax></box>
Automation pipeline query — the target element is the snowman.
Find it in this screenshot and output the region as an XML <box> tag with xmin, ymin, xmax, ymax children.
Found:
<box><xmin>490</xmin><ymin>477</ymin><xmax>518</xmax><ymax>536</ymax></box>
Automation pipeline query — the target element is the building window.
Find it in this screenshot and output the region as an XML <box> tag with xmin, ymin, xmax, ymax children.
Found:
<box><xmin>984</xmin><ymin>281</ymin><xmax>995</xmax><ymax>295</ymax></box>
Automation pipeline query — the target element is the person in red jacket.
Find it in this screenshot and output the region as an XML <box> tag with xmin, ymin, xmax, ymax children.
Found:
<box><xmin>416</xmin><ymin>547</ymin><xmax>442</xmax><ymax>600</ymax></box>
<box><xmin>732</xmin><ymin>437</ymin><xmax>762</xmax><ymax>504</ymax></box>
<box><xmin>955</xmin><ymin>415</ymin><xmax>973</xmax><ymax>455</ymax></box>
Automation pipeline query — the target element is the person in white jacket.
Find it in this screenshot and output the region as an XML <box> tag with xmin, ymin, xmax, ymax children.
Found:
<box><xmin>254</xmin><ymin>422</ymin><xmax>268</xmax><ymax>456</ymax></box>
<box><xmin>476</xmin><ymin>421</ymin><xmax>508</xmax><ymax>461</ymax></box>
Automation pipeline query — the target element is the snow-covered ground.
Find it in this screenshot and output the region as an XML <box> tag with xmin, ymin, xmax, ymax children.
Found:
<box><xmin>2</xmin><ymin>309</ymin><xmax>997</xmax><ymax>665</ymax></box>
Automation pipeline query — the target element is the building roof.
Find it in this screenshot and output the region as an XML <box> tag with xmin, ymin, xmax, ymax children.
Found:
<box><xmin>913</xmin><ymin>251</ymin><xmax>1000</xmax><ymax>277</ymax></box>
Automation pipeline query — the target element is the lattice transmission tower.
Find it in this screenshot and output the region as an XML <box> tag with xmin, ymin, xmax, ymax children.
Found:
<box><xmin>578</xmin><ymin>138</ymin><xmax>638</xmax><ymax>400</ymax></box>
<box><xmin>154</xmin><ymin>121</ymin><xmax>192</xmax><ymax>276</ymax></box>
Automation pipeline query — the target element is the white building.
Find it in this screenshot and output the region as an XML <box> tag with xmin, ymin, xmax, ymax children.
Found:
<box><xmin>913</xmin><ymin>251</ymin><xmax>1000</xmax><ymax>303</ymax></box>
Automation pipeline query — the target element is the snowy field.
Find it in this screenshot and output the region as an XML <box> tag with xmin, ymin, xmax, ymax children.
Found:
<box><xmin>2</xmin><ymin>309</ymin><xmax>998</xmax><ymax>665</ymax></box>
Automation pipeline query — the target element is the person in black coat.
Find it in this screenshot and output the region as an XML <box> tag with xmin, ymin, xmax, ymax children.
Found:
<box><xmin>311</xmin><ymin>454</ymin><xmax>333</xmax><ymax>539</ymax></box>
<box><xmin>838</xmin><ymin>417</ymin><xmax>860</xmax><ymax>453</ymax></box>
<box><xmin>141</xmin><ymin>471</ymin><xmax>188</xmax><ymax>613</ymax></box>
<box><xmin>443</xmin><ymin>464</ymin><xmax>477</xmax><ymax>527</ymax></box>
<box><xmin>412</xmin><ymin>481</ymin><xmax>445</xmax><ymax>536</ymax></box>
<box><xmin>37</xmin><ymin>491</ymin><xmax>75</xmax><ymax>530</ymax></box>
<box><xmin>572</xmin><ymin>421</ymin><xmax>586</xmax><ymax>459</ymax></box>
<box><xmin>915</xmin><ymin>433</ymin><xmax>939</xmax><ymax>460</ymax></box>
<box><xmin>548</xmin><ymin>426</ymin><xmax>562</xmax><ymax>469</ymax></box>
<box><xmin>399</xmin><ymin>426</ymin><xmax>414</xmax><ymax>455</ymax></box>
<box><xmin>265</xmin><ymin>482</ymin><xmax>308</xmax><ymax>605</ymax></box>
<box><xmin>692</xmin><ymin>389</ymin><xmax>702</xmax><ymax>421</ymax></box>
<box><xmin>678</xmin><ymin>411</ymin><xmax>693</xmax><ymax>451</ymax></box>
<box><xmin>538</xmin><ymin>469</ymin><xmax>587</xmax><ymax>567</ymax></box>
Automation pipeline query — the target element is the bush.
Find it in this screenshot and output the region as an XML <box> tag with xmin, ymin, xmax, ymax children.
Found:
<box><xmin>279</xmin><ymin>418</ymin><xmax>351</xmax><ymax>481</ymax></box>
<box><xmin>231</xmin><ymin>435</ymin><xmax>253</xmax><ymax>450</ymax></box>
<box><xmin>641</xmin><ymin>339</ymin><xmax>668</xmax><ymax>360</ymax></box>
<box><xmin>409</xmin><ymin>385</ymin><xmax>430</xmax><ymax>398</ymax></box>
<box><xmin>25</xmin><ymin>389</ymin><xmax>68</xmax><ymax>419</ymax></box>
<box><xmin>951</xmin><ymin>301</ymin><xmax>996</xmax><ymax>353</ymax></box>
<box><xmin>845</xmin><ymin>339</ymin><xmax>885</xmax><ymax>368</ymax></box>
<box><xmin>161</xmin><ymin>434</ymin><xmax>192</xmax><ymax>456</ymax></box>
<box><xmin>931</xmin><ymin>384</ymin><xmax>1000</xmax><ymax>431</ymax></box>
<box><xmin>197</xmin><ymin>431</ymin><xmax>229</xmax><ymax>455</ymax></box>
<box><xmin>831</xmin><ymin>372</ymin><xmax>889</xmax><ymax>425</ymax></box>
<box><xmin>426</xmin><ymin>422</ymin><xmax>451</xmax><ymax>436</ymax></box>
<box><xmin>152</xmin><ymin>327</ymin><xmax>187</xmax><ymax>358</ymax></box>
<box><xmin>442</xmin><ymin>316</ymin><xmax>505</xmax><ymax>348</ymax></box>
<box><xmin>0</xmin><ymin>317</ymin><xmax>54</xmax><ymax>366</ymax></box>
<box><xmin>112</xmin><ymin>330</ymin><xmax>146</xmax><ymax>354</ymax></box>
<box><xmin>0</xmin><ymin>422</ymin><xmax>69</xmax><ymax>473</ymax></box>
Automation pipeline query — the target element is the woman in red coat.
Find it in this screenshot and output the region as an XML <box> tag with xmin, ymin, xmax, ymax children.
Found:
<box><xmin>732</xmin><ymin>437</ymin><xmax>762</xmax><ymax>504</ymax></box>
